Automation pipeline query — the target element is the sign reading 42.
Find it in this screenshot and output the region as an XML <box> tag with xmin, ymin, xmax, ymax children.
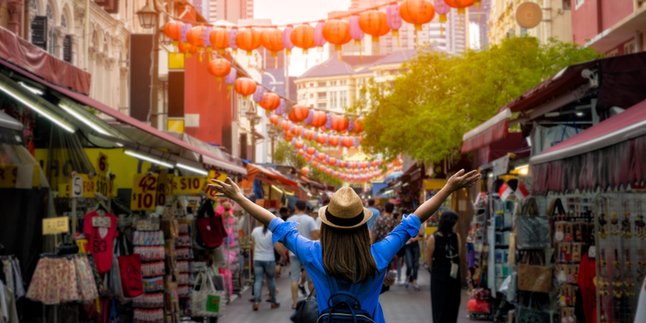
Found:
<box><xmin>131</xmin><ymin>173</ymin><xmax>158</xmax><ymax>211</ymax></box>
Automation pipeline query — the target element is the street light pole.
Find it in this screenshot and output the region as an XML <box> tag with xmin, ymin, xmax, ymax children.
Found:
<box><xmin>137</xmin><ymin>0</ymin><xmax>161</xmax><ymax>129</ymax></box>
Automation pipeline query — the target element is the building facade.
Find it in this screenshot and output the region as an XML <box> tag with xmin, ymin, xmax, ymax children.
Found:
<box><xmin>572</xmin><ymin>0</ymin><xmax>646</xmax><ymax>55</ymax></box>
<box><xmin>488</xmin><ymin>0</ymin><xmax>573</xmax><ymax>45</ymax></box>
<box><xmin>208</xmin><ymin>0</ymin><xmax>254</xmax><ymax>23</ymax></box>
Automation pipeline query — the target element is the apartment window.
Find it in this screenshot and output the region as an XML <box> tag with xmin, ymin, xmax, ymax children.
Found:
<box><xmin>318</xmin><ymin>82</ymin><xmax>325</xmax><ymax>87</ymax></box>
<box><xmin>318</xmin><ymin>103</ymin><xmax>326</xmax><ymax>108</ymax></box>
<box><xmin>318</xmin><ymin>92</ymin><xmax>327</xmax><ymax>99</ymax></box>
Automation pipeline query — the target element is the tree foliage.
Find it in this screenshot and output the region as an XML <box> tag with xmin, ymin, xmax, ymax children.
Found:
<box><xmin>358</xmin><ymin>37</ymin><xmax>600</xmax><ymax>163</ymax></box>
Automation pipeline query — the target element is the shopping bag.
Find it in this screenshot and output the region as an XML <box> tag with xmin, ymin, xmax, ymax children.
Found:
<box><xmin>191</xmin><ymin>271</ymin><xmax>222</xmax><ymax>317</ymax></box>
<box><xmin>118</xmin><ymin>254</ymin><xmax>144</xmax><ymax>297</ymax></box>
<box><xmin>290</xmin><ymin>292</ymin><xmax>318</xmax><ymax>323</ymax></box>
<box><xmin>516</xmin><ymin>197</ymin><xmax>550</xmax><ymax>250</ymax></box>
<box><xmin>517</xmin><ymin>251</ymin><xmax>552</xmax><ymax>293</ymax></box>
<box><xmin>196</xmin><ymin>216</ymin><xmax>226</xmax><ymax>248</ymax></box>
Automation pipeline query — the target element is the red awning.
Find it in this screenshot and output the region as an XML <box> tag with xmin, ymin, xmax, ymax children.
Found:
<box><xmin>531</xmin><ymin>99</ymin><xmax>646</xmax><ymax>164</ymax></box>
<box><xmin>461</xmin><ymin>108</ymin><xmax>511</xmax><ymax>153</ymax></box>
<box><xmin>247</xmin><ymin>164</ymin><xmax>298</xmax><ymax>187</ymax></box>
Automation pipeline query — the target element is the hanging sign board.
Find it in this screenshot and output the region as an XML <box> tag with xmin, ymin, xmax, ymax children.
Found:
<box><xmin>156</xmin><ymin>173</ymin><xmax>172</xmax><ymax>207</ymax></box>
<box><xmin>172</xmin><ymin>176</ymin><xmax>206</xmax><ymax>195</ymax></box>
<box><xmin>42</xmin><ymin>216</ymin><xmax>70</xmax><ymax>235</ymax></box>
<box><xmin>131</xmin><ymin>173</ymin><xmax>158</xmax><ymax>211</ymax></box>
<box><xmin>492</xmin><ymin>155</ymin><xmax>511</xmax><ymax>177</ymax></box>
<box><xmin>95</xmin><ymin>153</ymin><xmax>111</xmax><ymax>197</ymax></box>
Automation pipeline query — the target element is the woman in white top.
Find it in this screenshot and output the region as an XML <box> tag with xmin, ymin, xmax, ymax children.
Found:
<box><xmin>250</xmin><ymin>223</ymin><xmax>284</xmax><ymax>311</ymax></box>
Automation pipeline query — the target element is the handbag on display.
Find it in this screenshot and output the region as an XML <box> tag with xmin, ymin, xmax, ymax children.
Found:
<box><xmin>117</xmin><ymin>235</ymin><xmax>144</xmax><ymax>298</ymax></box>
<box><xmin>191</xmin><ymin>271</ymin><xmax>223</xmax><ymax>317</ymax></box>
<box><xmin>517</xmin><ymin>251</ymin><xmax>552</xmax><ymax>293</ymax></box>
<box><xmin>290</xmin><ymin>291</ymin><xmax>318</xmax><ymax>323</ymax></box>
<box><xmin>516</xmin><ymin>197</ymin><xmax>550</xmax><ymax>250</ymax></box>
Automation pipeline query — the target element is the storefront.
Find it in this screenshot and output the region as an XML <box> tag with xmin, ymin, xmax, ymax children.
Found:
<box><xmin>0</xmin><ymin>25</ymin><xmax>252</xmax><ymax>322</ymax></box>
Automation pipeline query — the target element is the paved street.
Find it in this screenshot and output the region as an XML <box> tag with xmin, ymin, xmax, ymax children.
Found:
<box><xmin>219</xmin><ymin>268</ymin><xmax>472</xmax><ymax>322</ymax></box>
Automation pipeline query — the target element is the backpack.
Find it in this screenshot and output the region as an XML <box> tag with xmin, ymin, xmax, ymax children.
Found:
<box><xmin>317</xmin><ymin>291</ymin><xmax>375</xmax><ymax>323</ymax></box>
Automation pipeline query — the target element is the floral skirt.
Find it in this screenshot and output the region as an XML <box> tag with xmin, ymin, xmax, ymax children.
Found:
<box><xmin>26</xmin><ymin>255</ymin><xmax>98</xmax><ymax>305</ymax></box>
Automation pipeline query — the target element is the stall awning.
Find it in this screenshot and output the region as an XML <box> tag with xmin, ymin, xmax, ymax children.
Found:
<box><xmin>530</xmin><ymin>99</ymin><xmax>646</xmax><ymax>193</ymax></box>
<box><xmin>247</xmin><ymin>164</ymin><xmax>298</xmax><ymax>187</ymax></box>
<box><xmin>0</xmin><ymin>57</ymin><xmax>246</xmax><ymax>175</ymax></box>
<box><xmin>461</xmin><ymin>108</ymin><xmax>511</xmax><ymax>153</ymax></box>
<box><xmin>531</xmin><ymin>99</ymin><xmax>646</xmax><ymax>164</ymax></box>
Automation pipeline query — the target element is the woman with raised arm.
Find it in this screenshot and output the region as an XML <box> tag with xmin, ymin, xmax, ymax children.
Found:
<box><xmin>210</xmin><ymin>169</ymin><xmax>479</xmax><ymax>323</ymax></box>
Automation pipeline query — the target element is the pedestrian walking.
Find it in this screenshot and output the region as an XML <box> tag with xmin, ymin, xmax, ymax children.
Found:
<box><xmin>209</xmin><ymin>169</ymin><xmax>479</xmax><ymax>323</ymax></box>
<box><xmin>366</xmin><ymin>199</ymin><xmax>381</xmax><ymax>232</ymax></box>
<box><xmin>404</xmin><ymin>225</ymin><xmax>424</xmax><ymax>290</ymax></box>
<box><xmin>250</xmin><ymin>223</ymin><xmax>283</xmax><ymax>311</ymax></box>
<box><xmin>426</xmin><ymin>211</ymin><xmax>462</xmax><ymax>323</ymax></box>
<box><xmin>286</xmin><ymin>200</ymin><xmax>319</xmax><ymax>309</ymax></box>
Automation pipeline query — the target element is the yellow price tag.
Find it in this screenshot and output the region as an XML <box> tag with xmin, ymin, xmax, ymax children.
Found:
<box><xmin>203</xmin><ymin>170</ymin><xmax>227</xmax><ymax>201</ymax></box>
<box><xmin>172</xmin><ymin>176</ymin><xmax>206</xmax><ymax>195</ymax></box>
<box><xmin>131</xmin><ymin>173</ymin><xmax>158</xmax><ymax>211</ymax></box>
<box><xmin>42</xmin><ymin>216</ymin><xmax>70</xmax><ymax>235</ymax></box>
<box><xmin>156</xmin><ymin>173</ymin><xmax>172</xmax><ymax>207</ymax></box>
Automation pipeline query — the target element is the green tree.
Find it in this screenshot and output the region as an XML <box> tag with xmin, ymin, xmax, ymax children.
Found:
<box><xmin>359</xmin><ymin>37</ymin><xmax>599</xmax><ymax>163</ymax></box>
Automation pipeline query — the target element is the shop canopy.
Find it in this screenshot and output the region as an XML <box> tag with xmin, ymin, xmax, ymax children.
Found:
<box><xmin>461</xmin><ymin>108</ymin><xmax>511</xmax><ymax>153</ymax></box>
<box><xmin>0</xmin><ymin>57</ymin><xmax>246</xmax><ymax>176</ymax></box>
<box><xmin>247</xmin><ymin>163</ymin><xmax>298</xmax><ymax>188</ymax></box>
<box><xmin>530</xmin><ymin>99</ymin><xmax>646</xmax><ymax>193</ymax></box>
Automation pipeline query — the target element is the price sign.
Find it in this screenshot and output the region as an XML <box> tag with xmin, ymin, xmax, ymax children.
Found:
<box><xmin>72</xmin><ymin>175</ymin><xmax>84</xmax><ymax>197</ymax></box>
<box><xmin>0</xmin><ymin>165</ymin><xmax>17</xmax><ymax>188</ymax></box>
<box><xmin>42</xmin><ymin>216</ymin><xmax>69</xmax><ymax>235</ymax></box>
<box><xmin>203</xmin><ymin>170</ymin><xmax>228</xmax><ymax>201</ymax></box>
<box><xmin>96</xmin><ymin>176</ymin><xmax>109</xmax><ymax>196</ymax></box>
<box><xmin>97</xmin><ymin>153</ymin><xmax>108</xmax><ymax>175</ymax></box>
<box><xmin>131</xmin><ymin>173</ymin><xmax>158</xmax><ymax>211</ymax></box>
<box><xmin>108</xmin><ymin>175</ymin><xmax>117</xmax><ymax>198</ymax></box>
<box><xmin>156</xmin><ymin>173</ymin><xmax>172</xmax><ymax>207</ymax></box>
<box><xmin>172</xmin><ymin>176</ymin><xmax>205</xmax><ymax>195</ymax></box>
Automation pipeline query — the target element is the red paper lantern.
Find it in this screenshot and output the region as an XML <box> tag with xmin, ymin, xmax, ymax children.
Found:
<box><xmin>339</xmin><ymin>161</ymin><xmax>347</xmax><ymax>168</ymax></box>
<box><xmin>208</xmin><ymin>58</ymin><xmax>231</xmax><ymax>78</ymax></box>
<box><xmin>352</xmin><ymin>118</ymin><xmax>364</xmax><ymax>133</ymax></box>
<box><xmin>269</xmin><ymin>114</ymin><xmax>281</xmax><ymax>125</ymax></box>
<box><xmin>317</xmin><ymin>153</ymin><xmax>327</xmax><ymax>161</ymax></box>
<box><xmin>444</xmin><ymin>0</ymin><xmax>475</xmax><ymax>14</ymax></box>
<box><xmin>291</xmin><ymin>125</ymin><xmax>303</xmax><ymax>137</ymax></box>
<box><xmin>261</xmin><ymin>28</ymin><xmax>285</xmax><ymax>55</ymax></box>
<box><xmin>328</xmin><ymin>157</ymin><xmax>337</xmax><ymax>166</ymax></box>
<box><xmin>236</xmin><ymin>27</ymin><xmax>262</xmax><ymax>55</ymax></box>
<box><xmin>332</xmin><ymin>115</ymin><xmax>349</xmax><ymax>132</ymax></box>
<box><xmin>234</xmin><ymin>77</ymin><xmax>257</xmax><ymax>97</ymax></box>
<box><xmin>178</xmin><ymin>42</ymin><xmax>196</xmax><ymax>54</ymax></box>
<box><xmin>280</xmin><ymin>120</ymin><xmax>290</xmax><ymax>132</ymax></box>
<box><xmin>300</xmin><ymin>167</ymin><xmax>310</xmax><ymax>177</ymax></box>
<box><xmin>361</xmin><ymin>162</ymin><xmax>369</xmax><ymax>169</ymax></box>
<box><xmin>295</xmin><ymin>141</ymin><xmax>305</xmax><ymax>149</ymax></box>
<box><xmin>284</xmin><ymin>133</ymin><xmax>293</xmax><ymax>141</ymax></box>
<box><xmin>290</xmin><ymin>24</ymin><xmax>316</xmax><ymax>53</ymax></box>
<box><xmin>400</xmin><ymin>0</ymin><xmax>436</xmax><ymax>31</ymax></box>
<box><xmin>303</xmin><ymin>130</ymin><xmax>315</xmax><ymax>141</ymax></box>
<box><xmin>306</xmin><ymin>147</ymin><xmax>316</xmax><ymax>155</ymax></box>
<box><xmin>187</xmin><ymin>26</ymin><xmax>208</xmax><ymax>47</ymax></box>
<box><xmin>289</xmin><ymin>104</ymin><xmax>310</xmax><ymax>122</ymax></box>
<box><xmin>372</xmin><ymin>160</ymin><xmax>380</xmax><ymax>167</ymax></box>
<box><xmin>312</xmin><ymin>161</ymin><xmax>319</xmax><ymax>168</ymax></box>
<box><xmin>316</xmin><ymin>134</ymin><xmax>328</xmax><ymax>145</ymax></box>
<box><xmin>323</xmin><ymin>19</ymin><xmax>352</xmax><ymax>51</ymax></box>
<box><xmin>328</xmin><ymin>135</ymin><xmax>340</xmax><ymax>146</ymax></box>
<box><xmin>209</xmin><ymin>27</ymin><xmax>229</xmax><ymax>50</ymax></box>
<box><xmin>311</xmin><ymin>111</ymin><xmax>327</xmax><ymax>128</ymax></box>
<box><xmin>349</xmin><ymin>162</ymin><xmax>358</xmax><ymax>169</ymax></box>
<box><xmin>359</xmin><ymin>10</ymin><xmax>390</xmax><ymax>43</ymax></box>
<box><xmin>341</xmin><ymin>136</ymin><xmax>354</xmax><ymax>148</ymax></box>
<box><xmin>163</xmin><ymin>21</ymin><xmax>183</xmax><ymax>41</ymax></box>
<box><xmin>259</xmin><ymin>92</ymin><xmax>281</xmax><ymax>111</ymax></box>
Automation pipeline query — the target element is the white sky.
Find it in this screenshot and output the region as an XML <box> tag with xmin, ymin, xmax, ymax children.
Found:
<box><xmin>254</xmin><ymin>0</ymin><xmax>352</xmax><ymax>76</ymax></box>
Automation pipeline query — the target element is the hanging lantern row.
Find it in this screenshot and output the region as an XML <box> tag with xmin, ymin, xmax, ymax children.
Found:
<box><xmin>269</xmin><ymin>115</ymin><xmax>364</xmax><ymax>146</ymax></box>
<box><xmin>163</xmin><ymin>0</ymin><xmax>476</xmax><ymax>55</ymax></box>
<box><xmin>299</xmin><ymin>151</ymin><xmax>384</xmax><ymax>183</ymax></box>
<box><xmin>270</xmin><ymin>110</ymin><xmax>364</xmax><ymax>134</ymax></box>
<box><xmin>295</xmin><ymin>144</ymin><xmax>383</xmax><ymax>170</ymax></box>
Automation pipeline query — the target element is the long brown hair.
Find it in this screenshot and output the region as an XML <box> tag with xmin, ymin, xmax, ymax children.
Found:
<box><xmin>321</xmin><ymin>223</ymin><xmax>377</xmax><ymax>283</ymax></box>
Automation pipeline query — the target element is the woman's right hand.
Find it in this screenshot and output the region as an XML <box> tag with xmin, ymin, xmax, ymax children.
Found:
<box><xmin>209</xmin><ymin>178</ymin><xmax>244</xmax><ymax>201</ymax></box>
<box><xmin>446</xmin><ymin>169</ymin><xmax>480</xmax><ymax>192</ymax></box>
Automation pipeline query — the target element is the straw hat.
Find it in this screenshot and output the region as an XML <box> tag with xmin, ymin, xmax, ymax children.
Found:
<box><xmin>318</xmin><ymin>187</ymin><xmax>373</xmax><ymax>229</ymax></box>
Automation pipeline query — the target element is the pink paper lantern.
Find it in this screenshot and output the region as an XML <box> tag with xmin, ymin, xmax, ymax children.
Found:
<box><xmin>314</xmin><ymin>21</ymin><xmax>326</xmax><ymax>46</ymax></box>
<box><xmin>435</xmin><ymin>0</ymin><xmax>450</xmax><ymax>23</ymax></box>
<box><xmin>349</xmin><ymin>15</ymin><xmax>364</xmax><ymax>45</ymax></box>
<box><xmin>283</xmin><ymin>25</ymin><xmax>294</xmax><ymax>54</ymax></box>
<box><xmin>386</xmin><ymin>4</ymin><xmax>403</xmax><ymax>33</ymax></box>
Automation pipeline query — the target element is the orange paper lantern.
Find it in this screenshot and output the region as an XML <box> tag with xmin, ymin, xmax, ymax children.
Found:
<box><xmin>178</xmin><ymin>42</ymin><xmax>196</xmax><ymax>55</ymax></box>
<box><xmin>311</xmin><ymin>111</ymin><xmax>327</xmax><ymax>128</ymax></box>
<box><xmin>303</xmin><ymin>130</ymin><xmax>315</xmax><ymax>141</ymax></box>
<box><xmin>234</xmin><ymin>77</ymin><xmax>257</xmax><ymax>97</ymax></box>
<box><xmin>300</xmin><ymin>167</ymin><xmax>309</xmax><ymax>176</ymax></box>
<box><xmin>280</xmin><ymin>120</ymin><xmax>290</xmax><ymax>132</ymax></box>
<box><xmin>341</xmin><ymin>136</ymin><xmax>354</xmax><ymax>148</ymax></box>
<box><xmin>352</xmin><ymin>118</ymin><xmax>364</xmax><ymax>133</ymax></box>
<box><xmin>359</xmin><ymin>10</ymin><xmax>390</xmax><ymax>43</ymax></box>
<box><xmin>316</xmin><ymin>134</ymin><xmax>328</xmax><ymax>145</ymax></box>
<box><xmin>295</xmin><ymin>141</ymin><xmax>305</xmax><ymax>149</ymax></box>
<box><xmin>261</xmin><ymin>28</ymin><xmax>285</xmax><ymax>55</ymax></box>
<box><xmin>208</xmin><ymin>58</ymin><xmax>231</xmax><ymax>78</ymax></box>
<box><xmin>322</xmin><ymin>19</ymin><xmax>352</xmax><ymax>51</ymax></box>
<box><xmin>291</xmin><ymin>125</ymin><xmax>303</xmax><ymax>137</ymax></box>
<box><xmin>236</xmin><ymin>27</ymin><xmax>262</xmax><ymax>55</ymax></box>
<box><xmin>163</xmin><ymin>21</ymin><xmax>183</xmax><ymax>41</ymax></box>
<box><xmin>259</xmin><ymin>92</ymin><xmax>281</xmax><ymax>111</ymax></box>
<box><xmin>269</xmin><ymin>114</ymin><xmax>281</xmax><ymax>125</ymax></box>
<box><xmin>444</xmin><ymin>0</ymin><xmax>475</xmax><ymax>14</ymax></box>
<box><xmin>187</xmin><ymin>26</ymin><xmax>208</xmax><ymax>47</ymax></box>
<box><xmin>289</xmin><ymin>104</ymin><xmax>310</xmax><ymax>122</ymax></box>
<box><xmin>209</xmin><ymin>27</ymin><xmax>229</xmax><ymax>50</ymax></box>
<box><xmin>306</xmin><ymin>147</ymin><xmax>316</xmax><ymax>155</ymax></box>
<box><xmin>328</xmin><ymin>157</ymin><xmax>337</xmax><ymax>166</ymax></box>
<box><xmin>332</xmin><ymin>115</ymin><xmax>349</xmax><ymax>132</ymax></box>
<box><xmin>290</xmin><ymin>24</ymin><xmax>316</xmax><ymax>53</ymax></box>
<box><xmin>400</xmin><ymin>0</ymin><xmax>436</xmax><ymax>31</ymax></box>
<box><xmin>328</xmin><ymin>135</ymin><xmax>340</xmax><ymax>146</ymax></box>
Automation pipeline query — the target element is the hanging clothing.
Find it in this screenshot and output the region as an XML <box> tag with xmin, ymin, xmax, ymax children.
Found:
<box><xmin>577</xmin><ymin>254</ymin><xmax>597</xmax><ymax>323</ymax></box>
<box><xmin>0</xmin><ymin>281</ymin><xmax>18</xmax><ymax>323</ymax></box>
<box><xmin>83</xmin><ymin>211</ymin><xmax>118</xmax><ymax>273</ymax></box>
<box><xmin>10</xmin><ymin>260</ymin><xmax>24</xmax><ymax>299</ymax></box>
<box><xmin>431</xmin><ymin>232</ymin><xmax>461</xmax><ymax>323</ymax></box>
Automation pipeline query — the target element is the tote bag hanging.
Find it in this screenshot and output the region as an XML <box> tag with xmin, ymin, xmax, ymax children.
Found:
<box><xmin>118</xmin><ymin>235</ymin><xmax>144</xmax><ymax>298</ymax></box>
<box><xmin>191</xmin><ymin>271</ymin><xmax>222</xmax><ymax>317</ymax></box>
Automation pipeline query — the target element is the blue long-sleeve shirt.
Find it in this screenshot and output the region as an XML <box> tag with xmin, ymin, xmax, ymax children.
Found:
<box><xmin>269</xmin><ymin>214</ymin><xmax>422</xmax><ymax>323</ymax></box>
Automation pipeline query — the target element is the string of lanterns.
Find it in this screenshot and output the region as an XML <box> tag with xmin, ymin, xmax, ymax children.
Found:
<box><xmin>270</xmin><ymin>116</ymin><xmax>363</xmax><ymax>148</ymax></box>
<box><xmin>297</xmin><ymin>148</ymin><xmax>404</xmax><ymax>183</ymax></box>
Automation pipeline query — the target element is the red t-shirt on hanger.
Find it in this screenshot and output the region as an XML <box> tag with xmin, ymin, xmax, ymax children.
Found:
<box><xmin>83</xmin><ymin>210</ymin><xmax>118</xmax><ymax>273</ymax></box>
